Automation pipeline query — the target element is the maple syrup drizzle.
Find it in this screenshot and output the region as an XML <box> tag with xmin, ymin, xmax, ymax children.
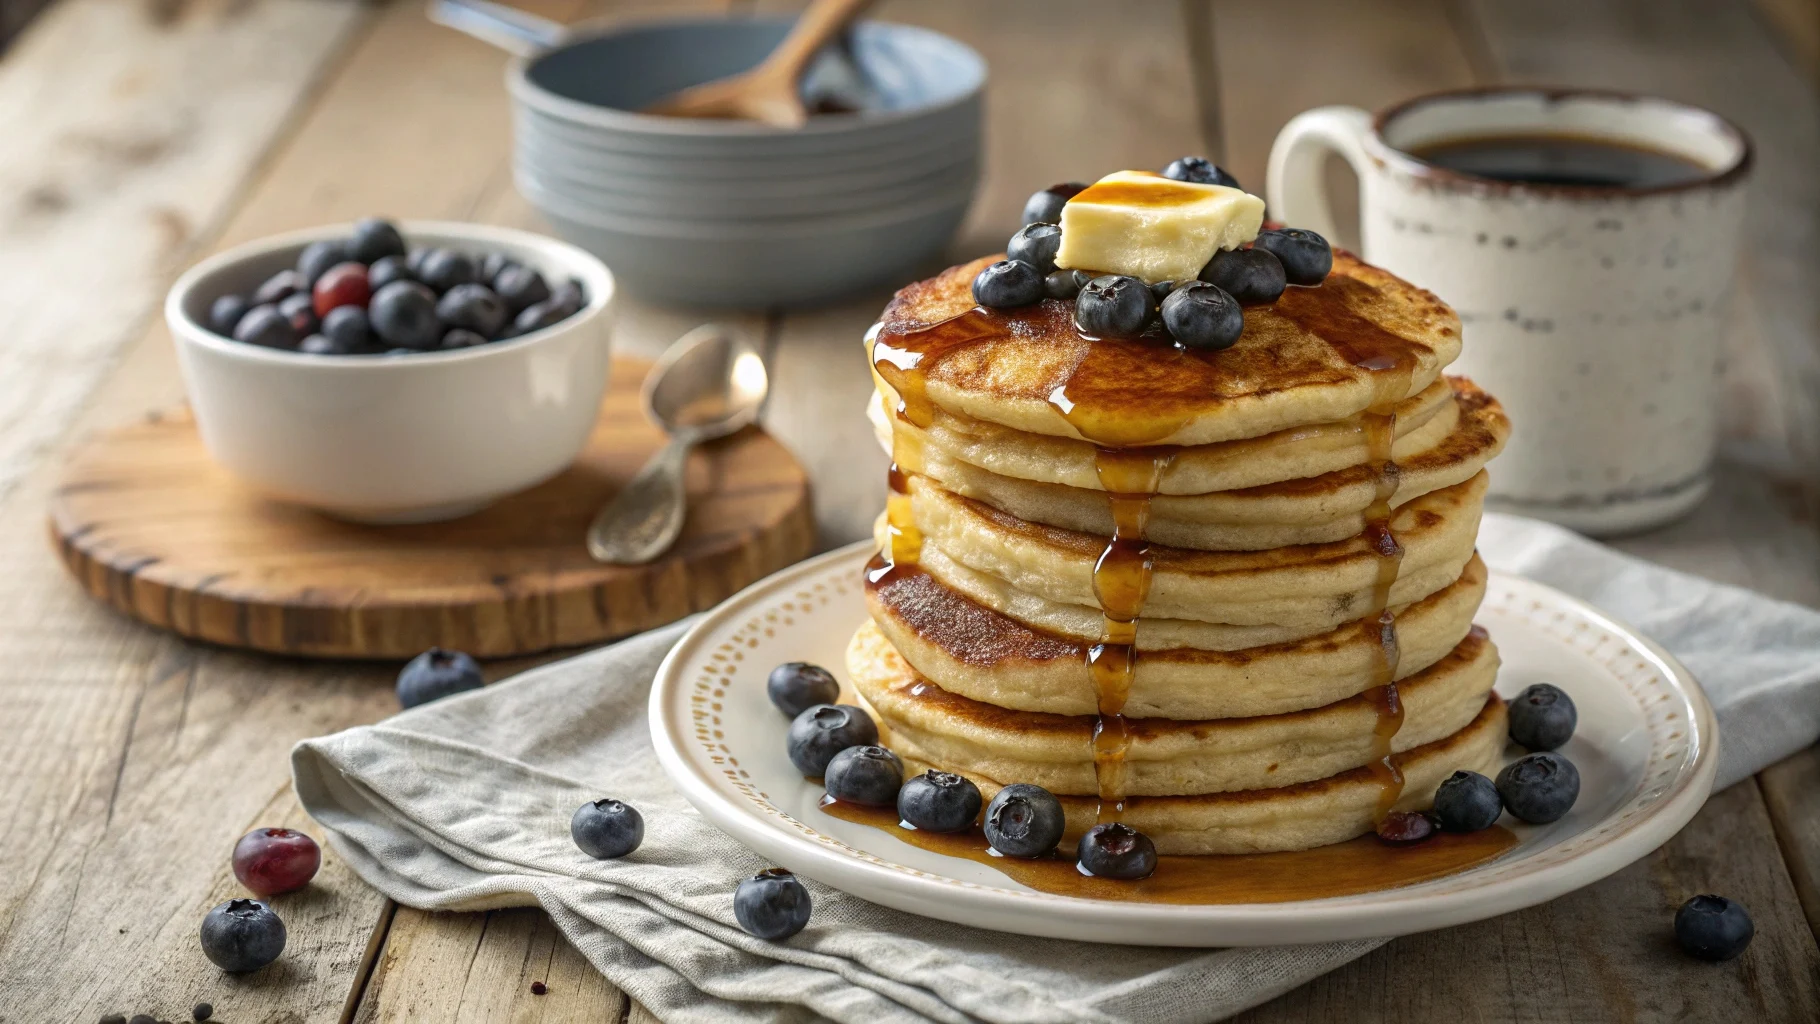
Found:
<box><xmin>819</xmin><ymin>797</ymin><xmax>1518</xmax><ymax>904</ymax></box>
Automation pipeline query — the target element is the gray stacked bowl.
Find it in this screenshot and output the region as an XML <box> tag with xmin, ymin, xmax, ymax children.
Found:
<box><xmin>505</xmin><ymin>15</ymin><xmax>985</xmax><ymax>308</ymax></box>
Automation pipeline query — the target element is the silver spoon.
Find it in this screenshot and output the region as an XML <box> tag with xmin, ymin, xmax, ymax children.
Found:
<box><xmin>587</xmin><ymin>325</ymin><xmax>768</xmax><ymax>564</ymax></box>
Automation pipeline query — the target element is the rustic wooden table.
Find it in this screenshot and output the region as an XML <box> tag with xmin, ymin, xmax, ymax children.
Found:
<box><xmin>2</xmin><ymin>0</ymin><xmax>1817</xmax><ymax>1020</ymax></box>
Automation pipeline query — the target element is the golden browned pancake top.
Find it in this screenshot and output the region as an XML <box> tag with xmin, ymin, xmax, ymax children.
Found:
<box><xmin>872</xmin><ymin>250</ymin><xmax>1463</xmax><ymax>447</ymax></box>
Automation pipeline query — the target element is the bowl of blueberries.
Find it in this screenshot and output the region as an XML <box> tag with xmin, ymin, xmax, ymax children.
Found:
<box><xmin>166</xmin><ymin>218</ymin><xmax>616</xmax><ymax>524</ymax></box>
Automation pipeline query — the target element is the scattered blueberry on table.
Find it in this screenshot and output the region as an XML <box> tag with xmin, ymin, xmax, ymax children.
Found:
<box><xmin>1495</xmin><ymin>751</ymin><xmax>1581</xmax><ymax>824</ymax></box>
<box><xmin>571</xmin><ymin>798</ymin><xmax>645</xmax><ymax>859</ymax></box>
<box><xmin>205</xmin><ymin>218</ymin><xmax>585</xmax><ymax>355</ymax></box>
<box><xmin>1077</xmin><ymin>822</ymin><xmax>1158</xmax><ymax>880</ymax></box>
<box><xmin>232</xmin><ymin>827</ymin><xmax>321</xmax><ymax>896</ymax></box>
<box><xmin>396</xmin><ymin>647</ymin><xmax>485</xmax><ymax>708</ymax></box>
<box><xmin>823</xmin><ymin>745</ymin><xmax>904</xmax><ymax>807</ymax></box>
<box><xmin>1675</xmin><ymin>894</ymin><xmax>1754</xmax><ymax>961</ymax></box>
<box><xmin>785</xmin><ymin>704</ymin><xmax>879</xmax><ymax>776</ymax></box>
<box><xmin>1508</xmin><ymin>682</ymin><xmax>1578</xmax><ymax>751</ymax></box>
<box><xmin>199</xmin><ymin>898</ymin><xmax>286</xmax><ymax>973</ymax></box>
<box><xmin>766</xmin><ymin>661</ymin><xmax>840</xmax><ymax>717</ymax></box>
<box><xmin>897</xmin><ymin>770</ymin><xmax>982</xmax><ymax>832</ymax></box>
<box><xmin>192</xmin><ymin>1003</ymin><xmax>213</xmax><ymax>1022</ymax></box>
<box><xmin>1430</xmin><ymin>770</ymin><xmax>1503</xmax><ymax>832</ymax></box>
<box><xmin>982</xmin><ymin>783</ymin><xmax>1066</xmax><ymax>858</ymax></box>
<box><xmin>734</xmin><ymin>868</ymin><xmax>813</xmax><ymax>940</ymax></box>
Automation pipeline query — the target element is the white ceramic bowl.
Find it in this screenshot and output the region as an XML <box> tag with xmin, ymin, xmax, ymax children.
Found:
<box><xmin>166</xmin><ymin>221</ymin><xmax>616</xmax><ymax>524</ymax></box>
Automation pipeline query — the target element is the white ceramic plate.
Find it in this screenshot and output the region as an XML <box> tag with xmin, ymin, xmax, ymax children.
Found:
<box><xmin>650</xmin><ymin>542</ymin><xmax>1717</xmax><ymax>946</ymax></box>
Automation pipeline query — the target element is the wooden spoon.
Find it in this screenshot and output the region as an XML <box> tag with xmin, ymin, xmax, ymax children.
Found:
<box><xmin>644</xmin><ymin>0</ymin><xmax>877</xmax><ymax>129</ymax></box>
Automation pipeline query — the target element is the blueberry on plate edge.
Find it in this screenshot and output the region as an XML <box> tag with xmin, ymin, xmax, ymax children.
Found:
<box><xmin>767</xmin><ymin>662</ymin><xmax>841</xmax><ymax>718</ymax></box>
<box><xmin>897</xmin><ymin>770</ymin><xmax>982</xmax><ymax>832</ymax></box>
<box><xmin>785</xmin><ymin>704</ymin><xmax>878</xmax><ymax>777</ymax></box>
<box><xmin>982</xmin><ymin>783</ymin><xmax>1065</xmax><ymax>858</ymax></box>
<box><xmin>823</xmin><ymin>745</ymin><xmax>904</xmax><ymax>807</ymax></box>
<box><xmin>1508</xmin><ymin>682</ymin><xmax>1577</xmax><ymax>751</ymax></box>
<box><xmin>1495</xmin><ymin>751</ymin><xmax>1580</xmax><ymax>824</ymax></box>
<box><xmin>1077</xmin><ymin>822</ymin><xmax>1158</xmax><ymax>880</ymax></box>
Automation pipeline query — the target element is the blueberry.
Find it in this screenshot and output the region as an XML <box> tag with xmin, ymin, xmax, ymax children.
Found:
<box><xmin>479</xmin><ymin>251</ymin><xmax>511</xmax><ymax>284</ymax></box>
<box><xmin>321</xmin><ymin>304</ymin><xmax>371</xmax><ymax>352</ymax></box>
<box><xmin>493</xmin><ymin>264</ymin><xmax>551</xmax><ymax>313</ymax></box>
<box><xmin>785</xmin><ymin>704</ymin><xmax>877</xmax><ymax>777</ymax></box>
<box><xmin>405</xmin><ymin>247</ymin><xmax>434</xmax><ymax>278</ymax></box>
<box><xmin>297</xmin><ymin>240</ymin><xmax>353</xmax><ymax>287</ymax></box>
<box><xmin>983</xmin><ymin>783</ymin><xmax>1065</xmax><ymax>858</ymax></box>
<box><xmin>299</xmin><ymin>334</ymin><xmax>336</xmax><ymax>355</ymax></box>
<box><xmin>1077</xmin><ymin>822</ymin><xmax>1157</xmax><ymax>879</ymax></box>
<box><xmin>1022</xmin><ymin>182</ymin><xmax>1086</xmax><ymax>225</ymax></box>
<box><xmin>436</xmin><ymin>283</ymin><xmax>508</xmax><ymax>338</ymax></box>
<box><xmin>1253</xmin><ymin>228</ymin><xmax>1333</xmax><ymax>286</ymax></box>
<box><xmin>734</xmin><ymin>868</ymin><xmax>812</xmax><ymax>940</ymax></box>
<box><xmin>1675</xmin><ymin>894</ymin><xmax>1754</xmax><ymax>961</ymax></box>
<box><xmin>1149</xmin><ymin>280</ymin><xmax>1176</xmax><ymax>303</ymax></box>
<box><xmin>442</xmin><ymin>328</ymin><xmax>488</xmax><ymax>349</ymax></box>
<box><xmin>100</xmin><ymin>1015</ymin><xmax>127</xmax><ymax>1024</ymax></box>
<box><xmin>1074</xmin><ymin>275</ymin><xmax>1156</xmax><ymax>338</ymax></box>
<box><xmin>766</xmin><ymin>662</ymin><xmax>839</xmax><ymax>717</ymax></box>
<box><xmin>419</xmin><ymin>248</ymin><xmax>477</xmax><ymax>293</ymax></box>
<box><xmin>395</xmin><ymin>647</ymin><xmax>484</xmax><ymax>708</ymax></box>
<box><xmin>1375</xmin><ymin>810</ymin><xmax>1436</xmax><ymax>844</ymax></box>
<box><xmin>824</xmin><ymin>745</ymin><xmax>903</xmax><ymax>806</ymax></box>
<box><xmin>192</xmin><ymin>1002</ymin><xmax>213</xmax><ymax>1022</ymax></box>
<box><xmin>232</xmin><ymin>304</ymin><xmax>296</xmax><ymax>349</ymax></box>
<box><xmin>1198</xmin><ymin>247</ymin><xmax>1286</xmax><ymax>304</ymax></box>
<box><xmin>971</xmin><ymin>259</ymin><xmax>1045</xmax><ymax>308</ymax></box>
<box><xmin>1161</xmin><ymin>156</ymin><xmax>1241</xmax><ymax>189</ymax></box>
<box><xmin>1006</xmin><ymin>222</ymin><xmax>1063</xmax><ymax>275</ymax></box>
<box><xmin>1495</xmin><ymin>751</ymin><xmax>1580</xmax><ymax>824</ymax></box>
<box><xmin>208</xmin><ymin>294</ymin><xmax>249</xmax><ymax>336</ymax></box>
<box><xmin>511</xmin><ymin>299</ymin><xmax>568</xmax><ymax>336</ymax></box>
<box><xmin>369</xmin><ymin>254</ymin><xmax>413</xmax><ymax>291</ymax></box>
<box><xmin>1508</xmin><ymin>683</ymin><xmax>1577</xmax><ymax>751</ymax></box>
<box><xmin>897</xmin><ymin>770</ymin><xmax>982</xmax><ymax>832</ymax></box>
<box><xmin>252</xmin><ymin>269</ymin><xmax>305</xmax><ymax>306</ymax></box>
<box><xmin>1431</xmin><ymin>770</ymin><xmax>1502</xmax><ymax>832</ymax></box>
<box><xmin>199</xmin><ymin>898</ymin><xmax>285</xmax><ymax>972</ymax></box>
<box><xmin>1160</xmin><ymin>281</ymin><xmax>1244</xmax><ymax>351</ymax></box>
<box><xmin>278</xmin><ymin>291</ymin><xmax>318</xmax><ymax>337</ymax></box>
<box><xmin>350</xmin><ymin>218</ymin><xmax>406</xmax><ymax>264</ymax></box>
<box><xmin>549</xmin><ymin>278</ymin><xmax>586</xmax><ymax>316</ymax></box>
<box><xmin>1043</xmin><ymin>270</ymin><xmax>1082</xmax><ymax>300</ymax></box>
<box><xmin>369</xmin><ymin>281</ymin><xmax>442</xmax><ymax>350</ymax></box>
<box><xmin>570</xmin><ymin>798</ymin><xmax>644</xmax><ymax>858</ymax></box>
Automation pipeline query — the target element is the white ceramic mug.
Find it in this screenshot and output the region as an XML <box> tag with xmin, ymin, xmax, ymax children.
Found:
<box><xmin>1267</xmin><ymin>88</ymin><xmax>1752</xmax><ymax>534</ymax></box>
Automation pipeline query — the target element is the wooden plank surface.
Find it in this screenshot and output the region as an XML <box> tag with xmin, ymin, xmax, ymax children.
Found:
<box><xmin>0</xmin><ymin>0</ymin><xmax>1816</xmax><ymax>1022</ymax></box>
<box><xmin>0</xmin><ymin>0</ymin><xmax>369</xmax><ymax>501</ymax></box>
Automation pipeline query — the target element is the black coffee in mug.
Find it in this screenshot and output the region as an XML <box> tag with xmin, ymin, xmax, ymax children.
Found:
<box><xmin>1408</xmin><ymin>133</ymin><xmax>1711</xmax><ymax>188</ymax></box>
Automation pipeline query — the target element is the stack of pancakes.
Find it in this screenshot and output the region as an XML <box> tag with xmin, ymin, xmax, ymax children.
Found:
<box><xmin>850</xmin><ymin>251</ymin><xmax>1511</xmax><ymax>855</ymax></box>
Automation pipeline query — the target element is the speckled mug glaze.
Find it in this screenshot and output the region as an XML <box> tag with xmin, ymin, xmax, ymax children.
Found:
<box><xmin>1268</xmin><ymin>88</ymin><xmax>1751</xmax><ymax>535</ymax></box>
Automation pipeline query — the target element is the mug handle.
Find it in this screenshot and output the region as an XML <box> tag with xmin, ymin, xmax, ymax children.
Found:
<box><xmin>1266</xmin><ymin>106</ymin><xmax>1373</xmax><ymax>242</ymax></box>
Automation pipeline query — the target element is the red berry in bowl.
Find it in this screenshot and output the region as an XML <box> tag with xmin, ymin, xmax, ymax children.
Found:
<box><xmin>232</xmin><ymin>827</ymin><xmax>321</xmax><ymax>895</ymax></box>
<box><xmin>312</xmin><ymin>262</ymin><xmax>371</xmax><ymax>317</ymax></box>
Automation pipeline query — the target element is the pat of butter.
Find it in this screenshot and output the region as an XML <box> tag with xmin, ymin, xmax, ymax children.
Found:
<box><xmin>1054</xmin><ymin>170</ymin><xmax>1265</xmax><ymax>284</ymax></box>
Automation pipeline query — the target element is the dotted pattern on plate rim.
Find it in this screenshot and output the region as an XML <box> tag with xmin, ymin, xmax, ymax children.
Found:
<box><xmin>684</xmin><ymin>557</ymin><xmax>1709</xmax><ymax>903</ymax></box>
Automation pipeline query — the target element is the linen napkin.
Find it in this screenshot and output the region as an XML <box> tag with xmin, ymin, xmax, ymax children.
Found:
<box><xmin>293</xmin><ymin>513</ymin><xmax>1820</xmax><ymax>1024</ymax></box>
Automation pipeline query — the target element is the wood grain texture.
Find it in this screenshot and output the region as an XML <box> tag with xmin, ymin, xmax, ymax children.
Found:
<box><xmin>1760</xmin><ymin>746</ymin><xmax>1820</xmax><ymax>942</ymax></box>
<box><xmin>0</xmin><ymin>0</ymin><xmax>369</xmax><ymax>502</ymax></box>
<box><xmin>1232</xmin><ymin>780</ymin><xmax>1820</xmax><ymax>1023</ymax></box>
<box><xmin>48</xmin><ymin>359</ymin><xmax>813</xmax><ymax>659</ymax></box>
<box><xmin>352</xmin><ymin>907</ymin><xmax>627</xmax><ymax>1024</ymax></box>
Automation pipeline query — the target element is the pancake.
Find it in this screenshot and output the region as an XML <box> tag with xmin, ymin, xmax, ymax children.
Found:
<box><xmin>866</xmin><ymin>554</ymin><xmax>1489</xmax><ymax>719</ymax></box>
<box><xmin>903</xmin><ymin>471</ymin><xmax>1486</xmax><ymax>631</ymax></box>
<box><xmin>869</xmin><ymin>250</ymin><xmax>1462</xmax><ymax>448</ymax></box>
<box><xmin>850</xmin><ymin>616</ymin><xmax>1499</xmax><ymax>798</ymax></box>
<box><xmin>900</xmin><ymin>379</ymin><xmax>1506</xmax><ymax>551</ymax></box>
<box><xmin>890</xmin><ymin>699</ymin><xmax>1509</xmax><ymax>855</ymax></box>
<box><xmin>868</xmin><ymin>373</ymin><xmax>1459</xmax><ymax>497</ymax></box>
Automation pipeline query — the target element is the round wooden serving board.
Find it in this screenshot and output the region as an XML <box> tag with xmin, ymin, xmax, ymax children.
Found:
<box><xmin>49</xmin><ymin>358</ymin><xmax>815</xmax><ymax>659</ymax></box>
